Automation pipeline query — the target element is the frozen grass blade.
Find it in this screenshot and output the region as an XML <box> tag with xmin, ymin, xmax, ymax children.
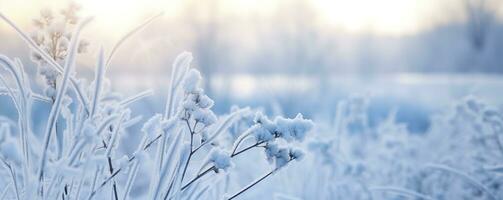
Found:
<box><xmin>150</xmin><ymin>130</ymin><xmax>183</xmax><ymax>199</ymax></box>
<box><xmin>90</xmin><ymin>47</ymin><xmax>106</xmax><ymax>117</ymax></box>
<box><xmin>35</xmin><ymin>17</ymin><xmax>93</xmax><ymax>197</ymax></box>
<box><xmin>162</xmin><ymin>143</ymin><xmax>191</xmax><ymax>200</ymax></box>
<box><xmin>151</xmin><ymin>51</ymin><xmax>192</xmax><ymax>199</ymax></box>
<box><xmin>122</xmin><ymin>160</ymin><xmax>140</xmax><ymax>200</ymax></box>
<box><xmin>122</xmin><ymin>115</ymin><xmax>143</xmax><ymax>129</ymax></box>
<box><xmin>106</xmin><ymin>12</ymin><xmax>164</xmax><ymax>67</ymax></box>
<box><xmin>0</xmin><ymin>76</ymin><xmax>21</xmax><ymax>113</ymax></box>
<box><xmin>0</xmin><ymin>56</ymin><xmax>32</xmax><ymax>191</ymax></box>
<box><xmin>163</xmin><ymin>51</ymin><xmax>192</xmax><ymax>119</ymax></box>
<box><xmin>119</xmin><ymin>89</ymin><xmax>154</xmax><ymax>107</ymax></box>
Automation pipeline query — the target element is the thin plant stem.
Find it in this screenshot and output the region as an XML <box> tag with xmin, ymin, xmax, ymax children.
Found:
<box><xmin>227</xmin><ymin>168</ymin><xmax>278</xmax><ymax>200</ymax></box>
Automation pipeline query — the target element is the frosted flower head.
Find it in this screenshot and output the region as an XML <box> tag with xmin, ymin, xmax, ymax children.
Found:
<box><xmin>482</xmin><ymin>107</ymin><xmax>503</xmax><ymax>124</ymax></box>
<box><xmin>179</xmin><ymin>87</ymin><xmax>216</xmax><ymax>127</ymax></box>
<box><xmin>193</xmin><ymin>109</ymin><xmax>217</xmax><ymax>127</ymax></box>
<box><xmin>264</xmin><ymin>142</ymin><xmax>279</xmax><ymax>162</ymax></box>
<box><xmin>255</xmin><ymin>112</ymin><xmax>277</xmax><ymax>129</ymax></box>
<box><xmin>275</xmin><ymin>113</ymin><xmax>314</xmax><ymax>142</ymax></box>
<box><xmin>463</xmin><ymin>96</ymin><xmax>485</xmax><ymax>114</ymax></box>
<box><xmin>274</xmin><ymin>148</ymin><xmax>290</xmax><ymax>169</ymax></box>
<box><xmin>48</xmin><ymin>21</ymin><xmax>66</xmax><ymax>38</ymax></box>
<box><xmin>252</xmin><ymin>112</ymin><xmax>277</xmax><ymax>142</ymax></box>
<box><xmin>253</xmin><ymin>126</ymin><xmax>275</xmax><ymax>142</ymax></box>
<box><xmin>187</xmin><ymin>93</ymin><xmax>214</xmax><ymax>110</ymax></box>
<box><xmin>268</xmin><ymin>147</ymin><xmax>304</xmax><ymax>169</ymax></box>
<box><xmin>197</xmin><ymin>94</ymin><xmax>214</xmax><ymax>109</ymax></box>
<box><xmin>39</xmin><ymin>65</ymin><xmax>58</xmax><ymax>82</ymax></box>
<box><xmin>61</xmin><ymin>1</ymin><xmax>82</xmax><ymax>24</ymax></box>
<box><xmin>289</xmin><ymin>148</ymin><xmax>304</xmax><ymax>161</ymax></box>
<box><xmin>254</xmin><ymin>112</ymin><xmax>272</xmax><ymax>125</ymax></box>
<box><xmin>182</xmin><ymin>69</ymin><xmax>202</xmax><ymax>93</ymax></box>
<box><xmin>209</xmin><ymin>148</ymin><xmax>232</xmax><ymax>172</ymax></box>
<box><xmin>40</xmin><ymin>8</ymin><xmax>54</xmax><ymax>22</ymax></box>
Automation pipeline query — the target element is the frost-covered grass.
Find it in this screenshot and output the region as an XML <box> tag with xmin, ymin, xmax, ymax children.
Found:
<box><xmin>266</xmin><ymin>95</ymin><xmax>503</xmax><ymax>200</ymax></box>
<box><xmin>0</xmin><ymin>5</ymin><xmax>314</xmax><ymax>200</ymax></box>
<box><xmin>2</xmin><ymin>3</ymin><xmax>503</xmax><ymax>200</ymax></box>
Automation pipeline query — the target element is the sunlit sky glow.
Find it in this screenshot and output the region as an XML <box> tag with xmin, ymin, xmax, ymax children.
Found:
<box><xmin>1</xmin><ymin>0</ymin><xmax>497</xmax><ymax>36</ymax></box>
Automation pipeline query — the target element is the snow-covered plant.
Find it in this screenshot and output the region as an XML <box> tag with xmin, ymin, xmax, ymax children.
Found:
<box><xmin>0</xmin><ymin>4</ymin><xmax>315</xmax><ymax>200</ymax></box>
<box><xmin>274</xmin><ymin>94</ymin><xmax>503</xmax><ymax>200</ymax></box>
<box><xmin>30</xmin><ymin>2</ymin><xmax>89</xmax><ymax>100</ymax></box>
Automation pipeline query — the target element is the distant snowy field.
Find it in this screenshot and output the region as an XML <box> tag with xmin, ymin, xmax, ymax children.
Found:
<box><xmin>107</xmin><ymin>73</ymin><xmax>503</xmax><ymax>132</ymax></box>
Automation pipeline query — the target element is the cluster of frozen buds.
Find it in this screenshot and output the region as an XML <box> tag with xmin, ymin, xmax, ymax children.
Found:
<box><xmin>250</xmin><ymin>112</ymin><xmax>313</xmax><ymax>169</ymax></box>
<box><xmin>253</xmin><ymin>112</ymin><xmax>313</xmax><ymax>143</ymax></box>
<box><xmin>179</xmin><ymin>69</ymin><xmax>217</xmax><ymax>128</ymax></box>
<box><xmin>206</xmin><ymin>148</ymin><xmax>232</xmax><ymax>173</ymax></box>
<box><xmin>264</xmin><ymin>142</ymin><xmax>305</xmax><ymax>168</ymax></box>
<box><xmin>30</xmin><ymin>3</ymin><xmax>89</xmax><ymax>99</ymax></box>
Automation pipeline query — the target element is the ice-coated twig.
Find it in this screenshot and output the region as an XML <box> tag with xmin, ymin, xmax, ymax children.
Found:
<box><xmin>231</xmin><ymin>125</ymin><xmax>260</xmax><ymax>155</ymax></box>
<box><xmin>227</xmin><ymin>166</ymin><xmax>283</xmax><ymax>200</ymax></box>
<box><xmin>181</xmin><ymin>166</ymin><xmax>215</xmax><ymax>191</ymax></box>
<box><xmin>181</xmin><ymin>135</ymin><xmax>265</xmax><ymax>191</ymax></box>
